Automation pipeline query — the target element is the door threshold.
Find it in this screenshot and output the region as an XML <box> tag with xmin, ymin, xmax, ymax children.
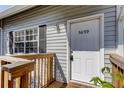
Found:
<box><xmin>70</xmin><ymin>80</ymin><xmax>99</xmax><ymax>88</ymax></box>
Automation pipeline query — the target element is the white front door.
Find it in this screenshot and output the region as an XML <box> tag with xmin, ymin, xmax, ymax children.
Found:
<box><xmin>70</xmin><ymin>18</ymin><xmax>101</xmax><ymax>83</ymax></box>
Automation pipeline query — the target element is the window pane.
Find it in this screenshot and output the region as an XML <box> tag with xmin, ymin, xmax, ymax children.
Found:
<box><xmin>33</xmin><ymin>35</ymin><xmax>37</xmax><ymax>40</ymax></box>
<box><xmin>26</xmin><ymin>36</ymin><xmax>30</xmax><ymax>41</ymax></box>
<box><xmin>15</xmin><ymin>37</ymin><xmax>17</xmax><ymax>42</ymax></box>
<box><xmin>26</xmin><ymin>29</ymin><xmax>30</xmax><ymax>35</ymax></box>
<box><xmin>26</xmin><ymin>42</ymin><xmax>37</xmax><ymax>53</ymax></box>
<box><xmin>34</xmin><ymin>28</ymin><xmax>38</xmax><ymax>34</ymax></box>
<box><xmin>30</xmin><ymin>35</ymin><xmax>33</xmax><ymax>40</ymax></box>
<box><xmin>15</xmin><ymin>32</ymin><xmax>17</xmax><ymax>36</ymax></box>
<box><xmin>30</xmin><ymin>29</ymin><xmax>33</xmax><ymax>35</ymax></box>
<box><xmin>14</xmin><ymin>43</ymin><xmax>24</xmax><ymax>53</ymax></box>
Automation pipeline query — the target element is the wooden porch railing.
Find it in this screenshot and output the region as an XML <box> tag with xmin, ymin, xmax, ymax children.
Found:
<box><xmin>0</xmin><ymin>53</ymin><xmax>55</xmax><ymax>88</ymax></box>
<box><xmin>0</xmin><ymin>56</ymin><xmax>35</xmax><ymax>88</ymax></box>
<box><xmin>109</xmin><ymin>54</ymin><xmax>124</xmax><ymax>88</ymax></box>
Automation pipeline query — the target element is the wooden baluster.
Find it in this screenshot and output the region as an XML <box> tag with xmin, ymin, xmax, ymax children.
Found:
<box><xmin>34</xmin><ymin>60</ymin><xmax>36</xmax><ymax>88</ymax></box>
<box><xmin>38</xmin><ymin>59</ymin><xmax>40</xmax><ymax>88</ymax></box>
<box><xmin>117</xmin><ymin>66</ymin><xmax>120</xmax><ymax>87</ymax></box>
<box><xmin>50</xmin><ymin>56</ymin><xmax>53</xmax><ymax>82</ymax></box>
<box><xmin>112</xmin><ymin>64</ymin><xmax>119</xmax><ymax>88</ymax></box>
<box><xmin>8</xmin><ymin>80</ymin><xmax>13</xmax><ymax>88</ymax></box>
<box><xmin>118</xmin><ymin>68</ymin><xmax>123</xmax><ymax>88</ymax></box>
<box><xmin>49</xmin><ymin>57</ymin><xmax>52</xmax><ymax>82</ymax></box>
<box><xmin>123</xmin><ymin>70</ymin><xmax>124</xmax><ymax>88</ymax></box>
<box><xmin>40</xmin><ymin>58</ymin><xmax>43</xmax><ymax>87</ymax></box>
<box><xmin>4</xmin><ymin>71</ymin><xmax>9</xmax><ymax>88</ymax></box>
<box><xmin>0</xmin><ymin>60</ymin><xmax>7</xmax><ymax>88</ymax></box>
<box><xmin>44</xmin><ymin>57</ymin><xmax>47</xmax><ymax>87</ymax></box>
<box><xmin>15</xmin><ymin>77</ymin><xmax>21</xmax><ymax>88</ymax></box>
<box><xmin>0</xmin><ymin>70</ymin><xmax>4</xmax><ymax>88</ymax></box>
<box><xmin>0</xmin><ymin>60</ymin><xmax>2</xmax><ymax>88</ymax></box>
<box><xmin>46</xmin><ymin>57</ymin><xmax>48</xmax><ymax>87</ymax></box>
<box><xmin>29</xmin><ymin>72</ymin><xmax>32</xmax><ymax>88</ymax></box>
<box><xmin>47</xmin><ymin>57</ymin><xmax>51</xmax><ymax>85</ymax></box>
<box><xmin>8</xmin><ymin>73</ymin><xmax>13</xmax><ymax>88</ymax></box>
<box><xmin>20</xmin><ymin>74</ymin><xmax>29</xmax><ymax>88</ymax></box>
<box><xmin>28</xmin><ymin>72</ymin><xmax>31</xmax><ymax>88</ymax></box>
<box><xmin>112</xmin><ymin>64</ymin><xmax>115</xmax><ymax>87</ymax></box>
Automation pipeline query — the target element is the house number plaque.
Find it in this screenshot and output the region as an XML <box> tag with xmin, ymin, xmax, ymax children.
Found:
<box><xmin>78</xmin><ymin>30</ymin><xmax>89</xmax><ymax>34</ymax></box>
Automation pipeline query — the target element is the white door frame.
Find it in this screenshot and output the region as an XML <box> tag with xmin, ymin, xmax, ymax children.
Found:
<box><xmin>66</xmin><ymin>13</ymin><xmax>104</xmax><ymax>83</ymax></box>
<box><xmin>117</xmin><ymin>18</ymin><xmax>124</xmax><ymax>56</ymax></box>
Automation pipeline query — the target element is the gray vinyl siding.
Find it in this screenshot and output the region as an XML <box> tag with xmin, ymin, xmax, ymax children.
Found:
<box><xmin>2</xmin><ymin>5</ymin><xmax>116</xmax><ymax>83</ymax></box>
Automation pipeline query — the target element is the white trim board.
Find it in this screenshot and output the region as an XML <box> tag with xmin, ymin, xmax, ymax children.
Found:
<box><xmin>117</xmin><ymin>18</ymin><xmax>124</xmax><ymax>56</ymax></box>
<box><xmin>0</xmin><ymin>28</ymin><xmax>2</xmax><ymax>56</ymax></box>
<box><xmin>66</xmin><ymin>13</ymin><xmax>104</xmax><ymax>83</ymax></box>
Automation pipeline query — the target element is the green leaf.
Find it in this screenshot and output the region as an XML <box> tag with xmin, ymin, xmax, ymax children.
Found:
<box><xmin>102</xmin><ymin>82</ymin><xmax>114</xmax><ymax>88</ymax></box>
<box><xmin>122</xmin><ymin>80</ymin><xmax>124</xmax><ymax>86</ymax></box>
<box><xmin>90</xmin><ymin>77</ymin><xmax>102</xmax><ymax>86</ymax></box>
<box><xmin>112</xmin><ymin>72</ymin><xmax>123</xmax><ymax>81</ymax></box>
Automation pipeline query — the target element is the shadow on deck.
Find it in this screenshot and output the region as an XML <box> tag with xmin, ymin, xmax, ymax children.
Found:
<box><xmin>47</xmin><ymin>81</ymin><xmax>94</xmax><ymax>88</ymax></box>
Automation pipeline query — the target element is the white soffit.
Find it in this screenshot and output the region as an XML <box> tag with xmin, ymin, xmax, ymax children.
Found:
<box><xmin>0</xmin><ymin>5</ymin><xmax>36</xmax><ymax>19</ymax></box>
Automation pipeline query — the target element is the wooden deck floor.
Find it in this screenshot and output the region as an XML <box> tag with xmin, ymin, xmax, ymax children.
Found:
<box><xmin>47</xmin><ymin>81</ymin><xmax>94</xmax><ymax>88</ymax></box>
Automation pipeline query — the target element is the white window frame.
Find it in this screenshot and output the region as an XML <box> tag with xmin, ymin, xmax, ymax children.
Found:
<box><xmin>8</xmin><ymin>26</ymin><xmax>40</xmax><ymax>55</ymax></box>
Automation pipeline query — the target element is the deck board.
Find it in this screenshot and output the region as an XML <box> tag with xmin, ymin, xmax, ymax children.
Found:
<box><xmin>47</xmin><ymin>81</ymin><xmax>93</xmax><ymax>88</ymax></box>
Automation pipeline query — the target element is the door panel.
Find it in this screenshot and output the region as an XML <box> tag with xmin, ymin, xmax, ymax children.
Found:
<box><xmin>71</xmin><ymin>19</ymin><xmax>100</xmax><ymax>83</ymax></box>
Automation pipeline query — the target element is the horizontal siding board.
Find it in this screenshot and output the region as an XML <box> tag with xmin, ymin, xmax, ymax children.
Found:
<box><xmin>105</xmin><ymin>63</ymin><xmax>112</xmax><ymax>68</ymax></box>
<box><xmin>104</xmin><ymin>11</ymin><xmax>116</xmax><ymax>17</ymax></box>
<box><xmin>3</xmin><ymin>5</ymin><xmax>116</xmax><ymax>83</ymax></box>
<box><xmin>47</xmin><ymin>37</ymin><xmax>67</xmax><ymax>40</ymax></box>
<box><xmin>104</xmin><ymin>31</ymin><xmax>116</xmax><ymax>36</ymax></box>
<box><xmin>104</xmin><ymin>36</ymin><xmax>115</xmax><ymax>41</ymax></box>
<box><xmin>47</xmin><ymin>33</ymin><xmax>67</xmax><ymax>38</ymax></box>
<box><xmin>47</xmin><ymin>43</ymin><xmax>67</xmax><ymax>47</ymax></box>
<box><xmin>104</xmin><ymin>21</ymin><xmax>116</xmax><ymax>27</ymax></box>
<box><xmin>105</xmin><ymin>59</ymin><xmax>111</xmax><ymax>64</ymax></box>
<box><xmin>47</xmin><ymin>40</ymin><xmax>66</xmax><ymax>44</ymax></box>
<box><xmin>104</xmin><ymin>41</ymin><xmax>116</xmax><ymax>47</ymax></box>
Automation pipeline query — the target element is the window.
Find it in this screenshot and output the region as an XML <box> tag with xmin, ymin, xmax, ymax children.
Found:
<box><xmin>8</xmin><ymin>26</ymin><xmax>46</xmax><ymax>54</ymax></box>
<box><xmin>14</xmin><ymin>28</ymin><xmax>39</xmax><ymax>54</ymax></box>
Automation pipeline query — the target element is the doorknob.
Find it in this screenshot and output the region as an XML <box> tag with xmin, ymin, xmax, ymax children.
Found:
<box><xmin>70</xmin><ymin>55</ymin><xmax>73</xmax><ymax>61</ymax></box>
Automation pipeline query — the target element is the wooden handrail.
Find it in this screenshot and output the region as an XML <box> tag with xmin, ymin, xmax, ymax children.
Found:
<box><xmin>0</xmin><ymin>53</ymin><xmax>55</xmax><ymax>88</ymax></box>
<box><xmin>12</xmin><ymin>53</ymin><xmax>54</xmax><ymax>88</ymax></box>
<box><xmin>110</xmin><ymin>54</ymin><xmax>124</xmax><ymax>70</ymax></box>
<box><xmin>12</xmin><ymin>53</ymin><xmax>54</xmax><ymax>58</ymax></box>
<box><xmin>109</xmin><ymin>54</ymin><xmax>124</xmax><ymax>88</ymax></box>
<box><xmin>0</xmin><ymin>56</ymin><xmax>35</xmax><ymax>88</ymax></box>
<box><xmin>0</xmin><ymin>53</ymin><xmax>54</xmax><ymax>87</ymax></box>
